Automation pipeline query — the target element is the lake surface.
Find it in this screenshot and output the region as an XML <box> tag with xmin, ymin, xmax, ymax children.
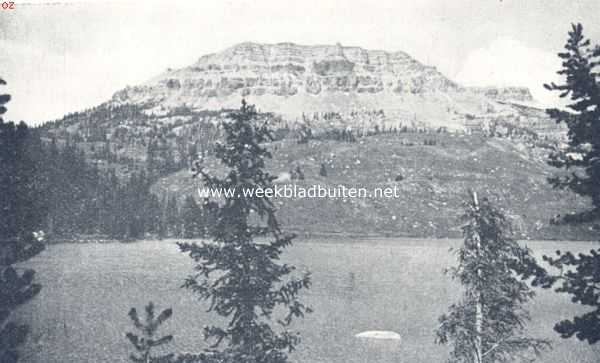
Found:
<box><xmin>16</xmin><ymin>238</ymin><xmax>600</xmax><ymax>362</ymax></box>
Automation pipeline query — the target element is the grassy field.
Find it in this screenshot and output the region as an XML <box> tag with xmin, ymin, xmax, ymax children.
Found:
<box><xmin>15</xmin><ymin>238</ymin><xmax>600</xmax><ymax>363</ymax></box>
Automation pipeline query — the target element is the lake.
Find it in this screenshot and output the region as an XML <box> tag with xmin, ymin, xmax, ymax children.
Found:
<box><xmin>16</xmin><ymin>238</ymin><xmax>600</xmax><ymax>362</ymax></box>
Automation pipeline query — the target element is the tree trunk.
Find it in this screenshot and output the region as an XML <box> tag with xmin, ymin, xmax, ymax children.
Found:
<box><xmin>472</xmin><ymin>191</ymin><xmax>483</xmax><ymax>363</ymax></box>
<box><xmin>475</xmin><ymin>294</ymin><xmax>483</xmax><ymax>363</ymax></box>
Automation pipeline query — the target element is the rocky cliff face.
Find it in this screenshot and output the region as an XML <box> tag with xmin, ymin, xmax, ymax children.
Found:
<box><xmin>110</xmin><ymin>42</ymin><xmax>544</xmax><ymax>129</ymax></box>
<box><xmin>469</xmin><ymin>86</ymin><xmax>534</xmax><ymax>102</ymax></box>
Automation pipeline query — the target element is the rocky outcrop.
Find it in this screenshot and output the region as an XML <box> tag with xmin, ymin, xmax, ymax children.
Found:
<box><xmin>113</xmin><ymin>42</ymin><xmax>465</xmax><ymax>104</ymax></box>
<box><xmin>109</xmin><ymin>42</ymin><xmax>544</xmax><ymax>130</ymax></box>
<box><xmin>468</xmin><ymin>86</ymin><xmax>534</xmax><ymax>102</ymax></box>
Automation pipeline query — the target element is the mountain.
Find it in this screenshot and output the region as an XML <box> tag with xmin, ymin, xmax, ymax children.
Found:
<box><xmin>109</xmin><ymin>42</ymin><xmax>551</xmax><ymax>131</ymax></box>
<box><xmin>36</xmin><ymin>42</ymin><xmax>589</xmax><ymax>240</ymax></box>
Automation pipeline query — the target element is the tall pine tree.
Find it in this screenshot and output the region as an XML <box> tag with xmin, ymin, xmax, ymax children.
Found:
<box><xmin>178</xmin><ymin>100</ymin><xmax>311</xmax><ymax>363</ymax></box>
<box><xmin>544</xmin><ymin>23</ymin><xmax>600</xmax><ymax>221</ymax></box>
<box><xmin>535</xmin><ymin>23</ymin><xmax>600</xmax><ymax>344</ymax></box>
<box><xmin>165</xmin><ymin>195</ymin><xmax>180</xmax><ymax>238</ymax></box>
<box><xmin>181</xmin><ymin>196</ymin><xmax>202</xmax><ymax>239</ymax></box>
<box><xmin>436</xmin><ymin>192</ymin><xmax>550</xmax><ymax>363</ymax></box>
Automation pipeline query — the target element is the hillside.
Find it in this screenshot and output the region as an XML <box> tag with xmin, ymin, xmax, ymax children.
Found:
<box><xmin>33</xmin><ymin>42</ymin><xmax>587</xmax><ymax>240</ymax></box>
<box><xmin>39</xmin><ymin>42</ymin><xmax>566</xmax><ymax>165</ymax></box>
<box><xmin>152</xmin><ymin>132</ymin><xmax>595</xmax><ymax>240</ymax></box>
<box><xmin>38</xmin><ymin>42</ymin><xmax>567</xmax><ymax>177</ymax></box>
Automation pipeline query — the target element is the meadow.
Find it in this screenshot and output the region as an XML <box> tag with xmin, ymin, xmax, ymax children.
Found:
<box><xmin>16</xmin><ymin>238</ymin><xmax>600</xmax><ymax>363</ymax></box>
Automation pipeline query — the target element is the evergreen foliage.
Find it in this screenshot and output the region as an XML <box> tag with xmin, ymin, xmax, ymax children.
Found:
<box><xmin>0</xmin><ymin>128</ymin><xmax>187</xmax><ymax>241</ymax></box>
<box><xmin>178</xmin><ymin>100</ymin><xmax>311</xmax><ymax>363</ymax></box>
<box><xmin>125</xmin><ymin>302</ymin><xmax>175</xmax><ymax>363</ymax></box>
<box><xmin>165</xmin><ymin>195</ymin><xmax>181</xmax><ymax>238</ymax></box>
<box><xmin>41</xmin><ymin>148</ymin><xmax>160</xmax><ymax>240</ymax></box>
<box><xmin>544</xmin><ymin>23</ymin><xmax>600</xmax><ymax>222</ymax></box>
<box><xmin>436</xmin><ymin>192</ymin><xmax>550</xmax><ymax>363</ymax></box>
<box><xmin>534</xmin><ymin>23</ymin><xmax>600</xmax><ymax>345</ymax></box>
<box><xmin>181</xmin><ymin>196</ymin><xmax>203</xmax><ymax>238</ymax></box>
<box><xmin>319</xmin><ymin>163</ymin><xmax>327</xmax><ymax>177</ymax></box>
<box><xmin>30</xmin><ymin>142</ymin><xmax>216</xmax><ymax>240</ymax></box>
<box><xmin>0</xmin><ymin>78</ymin><xmax>45</xmax><ymax>363</ymax></box>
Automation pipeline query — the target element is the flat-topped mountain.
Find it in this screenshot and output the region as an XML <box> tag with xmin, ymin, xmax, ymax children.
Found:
<box><xmin>37</xmin><ymin>43</ymin><xmax>583</xmax><ymax>240</ymax></box>
<box><xmin>110</xmin><ymin>42</ymin><xmax>543</xmax><ymax>130</ymax></box>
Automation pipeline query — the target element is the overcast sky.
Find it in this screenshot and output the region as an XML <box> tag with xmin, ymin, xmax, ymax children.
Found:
<box><xmin>2</xmin><ymin>0</ymin><xmax>600</xmax><ymax>124</ymax></box>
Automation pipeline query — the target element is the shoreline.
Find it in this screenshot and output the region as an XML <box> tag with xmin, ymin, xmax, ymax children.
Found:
<box><xmin>43</xmin><ymin>233</ymin><xmax>600</xmax><ymax>245</ymax></box>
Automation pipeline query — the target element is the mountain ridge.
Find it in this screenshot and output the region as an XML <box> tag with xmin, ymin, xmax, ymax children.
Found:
<box><xmin>109</xmin><ymin>41</ymin><xmax>543</xmax><ymax>131</ymax></box>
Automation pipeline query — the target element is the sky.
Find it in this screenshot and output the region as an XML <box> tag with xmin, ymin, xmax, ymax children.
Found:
<box><xmin>2</xmin><ymin>0</ymin><xmax>600</xmax><ymax>124</ymax></box>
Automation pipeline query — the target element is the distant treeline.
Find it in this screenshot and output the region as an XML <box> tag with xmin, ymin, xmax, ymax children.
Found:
<box><xmin>2</xmin><ymin>120</ymin><xmax>216</xmax><ymax>242</ymax></box>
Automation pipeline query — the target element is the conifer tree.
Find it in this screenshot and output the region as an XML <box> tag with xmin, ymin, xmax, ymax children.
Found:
<box><xmin>147</xmin><ymin>140</ymin><xmax>158</xmax><ymax>178</ymax></box>
<box><xmin>319</xmin><ymin>163</ymin><xmax>327</xmax><ymax>177</ymax></box>
<box><xmin>544</xmin><ymin>23</ymin><xmax>600</xmax><ymax>222</ymax></box>
<box><xmin>0</xmin><ymin>79</ymin><xmax>9</xmax><ymax>116</ymax></box>
<box><xmin>178</xmin><ymin>100</ymin><xmax>311</xmax><ymax>363</ymax></box>
<box><xmin>535</xmin><ymin>23</ymin><xmax>600</xmax><ymax>344</ymax></box>
<box><xmin>0</xmin><ymin>78</ymin><xmax>45</xmax><ymax>363</ymax></box>
<box><xmin>125</xmin><ymin>302</ymin><xmax>175</xmax><ymax>363</ymax></box>
<box><xmin>181</xmin><ymin>196</ymin><xmax>202</xmax><ymax>238</ymax></box>
<box><xmin>165</xmin><ymin>195</ymin><xmax>180</xmax><ymax>238</ymax></box>
<box><xmin>436</xmin><ymin>192</ymin><xmax>550</xmax><ymax>363</ymax></box>
<box><xmin>145</xmin><ymin>194</ymin><xmax>163</xmax><ymax>237</ymax></box>
<box><xmin>199</xmin><ymin>198</ymin><xmax>218</xmax><ymax>238</ymax></box>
